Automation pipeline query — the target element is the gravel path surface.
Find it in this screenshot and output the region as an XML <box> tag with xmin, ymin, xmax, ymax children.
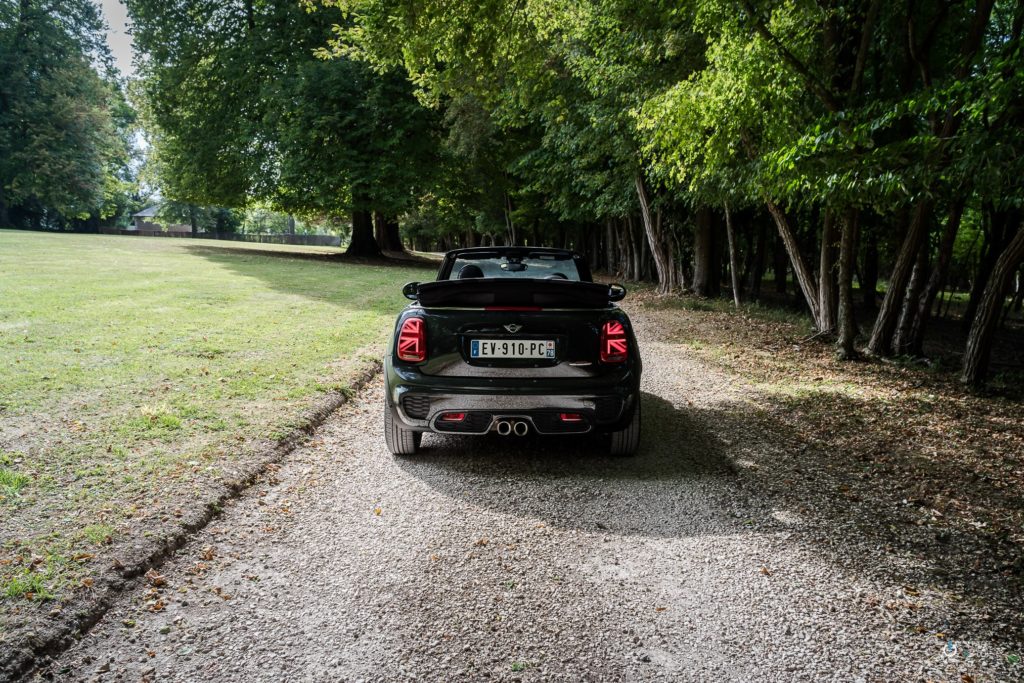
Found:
<box><xmin>34</xmin><ymin>310</ymin><xmax>1017</xmax><ymax>682</ymax></box>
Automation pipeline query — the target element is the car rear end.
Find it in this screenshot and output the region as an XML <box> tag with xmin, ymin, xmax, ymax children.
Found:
<box><xmin>385</xmin><ymin>304</ymin><xmax>641</xmax><ymax>440</ymax></box>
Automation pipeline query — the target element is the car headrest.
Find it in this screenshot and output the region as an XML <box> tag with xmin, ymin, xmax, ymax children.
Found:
<box><xmin>458</xmin><ymin>264</ymin><xmax>484</xmax><ymax>279</ymax></box>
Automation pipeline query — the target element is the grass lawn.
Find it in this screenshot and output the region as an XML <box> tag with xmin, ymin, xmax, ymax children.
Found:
<box><xmin>0</xmin><ymin>230</ymin><xmax>431</xmax><ymax>624</ymax></box>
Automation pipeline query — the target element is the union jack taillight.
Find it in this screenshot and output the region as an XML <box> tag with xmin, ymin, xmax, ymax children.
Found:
<box><xmin>600</xmin><ymin>320</ymin><xmax>628</xmax><ymax>363</ymax></box>
<box><xmin>397</xmin><ymin>317</ymin><xmax>426</xmax><ymax>362</ymax></box>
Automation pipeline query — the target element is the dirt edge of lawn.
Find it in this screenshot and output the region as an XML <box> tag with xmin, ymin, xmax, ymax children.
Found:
<box><xmin>0</xmin><ymin>359</ymin><xmax>383</xmax><ymax>683</ymax></box>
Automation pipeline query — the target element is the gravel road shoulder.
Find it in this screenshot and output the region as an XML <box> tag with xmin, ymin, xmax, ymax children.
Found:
<box><xmin>31</xmin><ymin>305</ymin><xmax>1020</xmax><ymax>682</ymax></box>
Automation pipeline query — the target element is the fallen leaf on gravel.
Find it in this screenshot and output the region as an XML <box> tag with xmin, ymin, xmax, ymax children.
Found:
<box><xmin>474</xmin><ymin>538</ymin><xmax>489</xmax><ymax>547</ymax></box>
<box><xmin>961</xmin><ymin>675</ymin><xmax>974</xmax><ymax>683</ymax></box>
<box><xmin>80</xmin><ymin>578</ymin><xmax>94</xmax><ymax>588</ymax></box>
<box><xmin>760</xmin><ymin>566</ymin><xmax>772</xmax><ymax>576</ymax></box>
<box><xmin>200</xmin><ymin>545</ymin><xmax>216</xmax><ymax>561</ymax></box>
<box><xmin>903</xmin><ymin>585</ymin><xmax>920</xmax><ymax>596</ymax></box>
<box><xmin>148</xmin><ymin>599</ymin><xmax>166</xmax><ymax>612</ymax></box>
<box><xmin>73</xmin><ymin>553</ymin><xmax>95</xmax><ymax>562</ymax></box>
<box><xmin>373</xmin><ymin>507</ymin><xmax>382</xmax><ymax>516</ymax></box>
<box><xmin>145</xmin><ymin>569</ymin><xmax>166</xmax><ymax>587</ymax></box>
<box><xmin>655</xmin><ymin>607</ymin><xmax>667</xmax><ymax>612</ymax></box>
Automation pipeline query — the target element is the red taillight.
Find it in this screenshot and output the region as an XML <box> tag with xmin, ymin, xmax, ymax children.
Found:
<box><xmin>600</xmin><ymin>320</ymin><xmax>628</xmax><ymax>363</ymax></box>
<box><xmin>439</xmin><ymin>412</ymin><xmax>466</xmax><ymax>422</ymax></box>
<box><xmin>397</xmin><ymin>317</ymin><xmax>426</xmax><ymax>362</ymax></box>
<box><xmin>558</xmin><ymin>413</ymin><xmax>583</xmax><ymax>422</ymax></box>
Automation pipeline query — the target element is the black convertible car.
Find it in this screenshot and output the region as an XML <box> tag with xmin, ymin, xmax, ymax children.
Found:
<box><xmin>384</xmin><ymin>246</ymin><xmax>642</xmax><ymax>455</ymax></box>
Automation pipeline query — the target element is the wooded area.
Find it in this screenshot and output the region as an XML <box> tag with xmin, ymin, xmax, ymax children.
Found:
<box><xmin>1</xmin><ymin>0</ymin><xmax>1022</xmax><ymax>387</ymax></box>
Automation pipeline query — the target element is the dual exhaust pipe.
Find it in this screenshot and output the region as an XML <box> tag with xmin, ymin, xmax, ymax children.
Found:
<box><xmin>495</xmin><ymin>420</ymin><xmax>529</xmax><ymax>436</ymax></box>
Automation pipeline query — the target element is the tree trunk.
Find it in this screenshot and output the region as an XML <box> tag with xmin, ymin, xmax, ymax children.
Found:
<box><xmin>346</xmin><ymin>208</ymin><xmax>381</xmax><ymax>257</ymax></box>
<box><xmin>668</xmin><ymin>227</ymin><xmax>688</xmax><ymax>291</ymax></box>
<box><xmin>961</xmin><ymin>224</ymin><xmax>1024</xmax><ymax>386</ymax></box>
<box><xmin>818</xmin><ymin>210</ymin><xmax>838</xmax><ymax>333</ymax></box>
<box><xmin>375</xmin><ymin>212</ymin><xmax>404</xmax><ymax>251</ymax></box>
<box><xmin>893</xmin><ymin>237</ymin><xmax>931</xmax><ymax>355</ymax></box>
<box><xmin>964</xmin><ymin>208</ymin><xmax>1013</xmax><ymax>329</ymax></box>
<box><xmin>503</xmin><ymin>192</ymin><xmax>516</xmax><ymax>246</ymax></box>
<box><xmin>903</xmin><ymin>201</ymin><xmax>965</xmax><ymax>355</ymax></box>
<box><xmin>618</xmin><ymin>216</ymin><xmax>634</xmax><ymax>280</ymax></box>
<box><xmin>385</xmin><ymin>217</ymin><xmax>404</xmax><ymax>252</ymax></box>
<box><xmin>373</xmin><ymin>212</ymin><xmax>386</xmax><ymax>249</ymax></box>
<box><xmin>1012</xmin><ymin>268</ymin><xmax>1024</xmax><ymax>313</ymax></box>
<box><xmin>616</xmin><ymin>218</ymin><xmax>632</xmax><ymax>279</ymax></box>
<box><xmin>862</xmin><ymin>228</ymin><xmax>879</xmax><ymax>308</ymax></box>
<box><xmin>867</xmin><ymin>200</ymin><xmax>930</xmax><ymax>355</ymax></box>
<box><xmin>766</xmin><ymin>200</ymin><xmax>822</xmax><ymax>327</ymax></box>
<box><xmin>692</xmin><ymin>207</ymin><xmax>715</xmax><ymax>297</ymax></box>
<box><xmin>605</xmin><ymin>219</ymin><xmax>615</xmax><ymax>276</ymax></box>
<box><xmin>188</xmin><ymin>205</ymin><xmax>198</xmax><ymax>237</ymax></box>
<box><xmin>724</xmin><ymin>202</ymin><xmax>741</xmax><ymax>307</ymax></box>
<box><xmin>773</xmin><ymin>231</ymin><xmax>788</xmax><ymax>295</ymax></box>
<box><xmin>837</xmin><ymin>209</ymin><xmax>859</xmax><ymax>359</ymax></box>
<box><xmin>747</xmin><ymin>218</ymin><xmax>767</xmax><ymax>299</ymax></box>
<box><xmin>635</xmin><ymin>174</ymin><xmax>673</xmax><ymax>294</ymax></box>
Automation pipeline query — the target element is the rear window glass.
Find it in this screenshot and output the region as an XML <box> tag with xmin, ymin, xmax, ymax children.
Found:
<box><xmin>449</xmin><ymin>255</ymin><xmax>580</xmax><ymax>281</ymax></box>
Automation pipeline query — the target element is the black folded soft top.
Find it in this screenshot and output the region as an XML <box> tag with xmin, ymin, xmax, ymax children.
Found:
<box><xmin>415</xmin><ymin>278</ymin><xmax>616</xmax><ymax>309</ymax></box>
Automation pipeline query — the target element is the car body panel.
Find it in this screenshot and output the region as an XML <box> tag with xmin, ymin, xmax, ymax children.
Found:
<box><xmin>384</xmin><ymin>247</ymin><xmax>642</xmax><ymax>446</ymax></box>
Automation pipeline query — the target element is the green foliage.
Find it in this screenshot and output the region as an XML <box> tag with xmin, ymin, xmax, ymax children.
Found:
<box><xmin>0</xmin><ymin>467</ymin><xmax>30</xmax><ymax>499</ymax></box>
<box><xmin>155</xmin><ymin>202</ymin><xmax>243</xmax><ymax>234</ymax></box>
<box><xmin>3</xmin><ymin>568</ymin><xmax>53</xmax><ymax>601</ymax></box>
<box><xmin>128</xmin><ymin>0</ymin><xmax>441</xmax><ymax>220</ymax></box>
<box><xmin>0</xmin><ymin>0</ymin><xmax>135</xmax><ymax>228</ymax></box>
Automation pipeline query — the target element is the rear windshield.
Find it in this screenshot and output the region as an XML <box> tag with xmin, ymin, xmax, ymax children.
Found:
<box><xmin>448</xmin><ymin>254</ymin><xmax>581</xmax><ymax>281</ymax></box>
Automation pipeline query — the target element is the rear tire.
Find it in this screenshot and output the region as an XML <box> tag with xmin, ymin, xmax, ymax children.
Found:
<box><xmin>608</xmin><ymin>398</ymin><xmax>641</xmax><ymax>456</ymax></box>
<box><xmin>384</xmin><ymin>403</ymin><xmax>421</xmax><ymax>455</ymax></box>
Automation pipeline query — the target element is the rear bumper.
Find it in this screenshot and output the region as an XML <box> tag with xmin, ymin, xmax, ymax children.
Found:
<box><xmin>386</xmin><ymin>365</ymin><xmax>639</xmax><ymax>435</ymax></box>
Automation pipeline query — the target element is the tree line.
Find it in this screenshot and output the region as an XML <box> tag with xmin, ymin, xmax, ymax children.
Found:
<box><xmin>20</xmin><ymin>0</ymin><xmax>1024</xmax><ymax>388</ymax></box>
<box><xmin>313</xmin><ymin>0</ymin><xmax>1022</xmax><ymax>387</ymax></box>
<box><xmin>0</xmin><ymin>0</ymin><xmax>136</xmax><ymax>230</ymax></box>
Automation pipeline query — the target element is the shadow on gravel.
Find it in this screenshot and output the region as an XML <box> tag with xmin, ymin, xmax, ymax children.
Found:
<box><xmin>395</xmin><ymin>392</ymin><xmax>751</xmax><ymax>539</ymax></box>
<box><xmin>705</xmin><ymin>388</ymin><xmax>1024</xmax><ymax>644</ymax></box>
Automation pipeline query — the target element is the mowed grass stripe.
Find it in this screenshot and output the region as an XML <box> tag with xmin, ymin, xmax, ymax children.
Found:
<box><xmin>0</xmin><ymin>231</ymin><xmax>430</xmax><ymax>610</ymax></box>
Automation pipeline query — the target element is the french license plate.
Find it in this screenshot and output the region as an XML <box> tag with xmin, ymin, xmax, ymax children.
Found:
<box><xmin>471</xmin><ymin>339</ymin><xmax>555</xmax><ymax>359</ymax></box>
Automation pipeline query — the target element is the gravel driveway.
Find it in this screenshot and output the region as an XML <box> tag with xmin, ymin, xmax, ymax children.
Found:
<box><xmin>34</xmin><ymin>310</ymin><xmax>1017</xmax><ymax>682</ymax></box>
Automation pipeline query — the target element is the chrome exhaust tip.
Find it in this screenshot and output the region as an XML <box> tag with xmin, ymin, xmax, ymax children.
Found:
<box><xmin>496</xmin><ymin>420</ymin><xmax>512</xmax><ymax>436</ymax></box>
<box><xmin>512</xmin><ymin>421</ymin><xmax>529</xmax><ymax>436</ymax></box>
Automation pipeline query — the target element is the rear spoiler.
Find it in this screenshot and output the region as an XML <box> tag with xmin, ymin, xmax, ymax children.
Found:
<box><xmin>404</xmin><ymin>278</ymin><xmax>626</xmax><ymax>309</ymax></box>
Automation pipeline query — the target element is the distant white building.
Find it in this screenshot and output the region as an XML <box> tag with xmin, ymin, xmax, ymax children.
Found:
<box><xmin>130</xmin><ymin>205</ymin><xmax>191</xmax><ymax>233</ymax></box>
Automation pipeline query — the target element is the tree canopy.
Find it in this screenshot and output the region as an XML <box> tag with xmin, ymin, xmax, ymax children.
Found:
<box><xmin>0</xmin><ymin>0</ymin><xmax>135</xmax><ymax>229</ymax></box>
<box><xmin>6</xmin><ymin>0</ymin><xmax>1021</xmax><ymax>386</ymax></box>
